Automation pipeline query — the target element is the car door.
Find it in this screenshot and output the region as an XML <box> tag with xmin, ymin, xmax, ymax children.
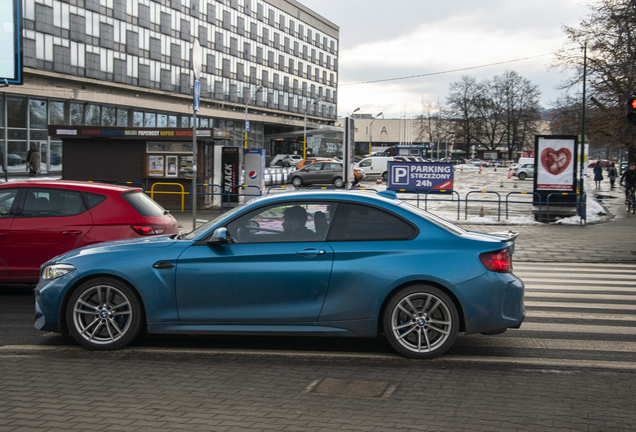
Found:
<box><xmin>320</xmin><ymin>163</ymin><xmax>342</xmax><ymax>184</ymax></box>
<box><xmin>358</xmin><ymin>159</ymin><xmax>376</xmax><ymax>175</ymax></box>
<box><xmin>0</xmin><ymin>188</ymin><xmax>19</xmax><ymax>277</ymax></box>
<box><xmin>302</xmin><ymin>162</ymin><xmax>324</xmax><ymax>185</ymax></box>
<box><xmin>7</xmin><ymin>188</ymin><xmax>94</xmax><ymax>280</ymax></box>
<box><xmin>175</xmin><ymin>202</ymin><xmax>335</xmax><ymax>322</ymax></box>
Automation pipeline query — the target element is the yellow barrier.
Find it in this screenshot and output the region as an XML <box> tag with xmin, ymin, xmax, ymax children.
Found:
<box><xmin>149</xmin><ymin>182</ymin><xmax>187</xmax><ymax>212</ymax></box>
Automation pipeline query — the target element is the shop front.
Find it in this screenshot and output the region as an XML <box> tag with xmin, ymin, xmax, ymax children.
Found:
<box><xmin>49</xmin><ymin>126</ymin><xmax>232</xmax><ymax>211</ymax></box>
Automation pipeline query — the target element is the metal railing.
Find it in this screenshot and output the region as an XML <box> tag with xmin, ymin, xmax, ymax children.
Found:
<box><xmin>149</xmin><ymin>182</ymin><xmax>187</xmax><ymax>212</ymax></box>
<box><xmin>465</xmin><ymin>191</ymin><xmax>502</xmax><ymax>221</ymax></box>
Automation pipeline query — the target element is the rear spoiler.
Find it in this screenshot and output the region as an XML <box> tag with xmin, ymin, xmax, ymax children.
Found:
<box><xmin>487</xmin><ymin>231</ymin><xmax>520</xmax><ymax>242</ymax></box>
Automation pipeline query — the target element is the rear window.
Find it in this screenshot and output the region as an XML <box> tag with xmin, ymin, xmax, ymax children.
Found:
<box><xmin>121</xmin><ymin>191</ymin><xmax>167</xmax><ymax>217</ymax></box>
<box><xmin>327</xmin><ymin>203</ymin><xmax>416</xmax><ymax>241</ymax></box>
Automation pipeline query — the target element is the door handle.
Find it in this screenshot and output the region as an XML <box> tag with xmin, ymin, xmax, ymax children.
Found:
<box><xmin>63</xmin><ymin>231</ymin><xmax>82</xmax><ymax>235</ymax></box>
<box><xmin>296</xmin><ymin>249</ymin><xmax>326</xmax><ymax>257</ymax></box>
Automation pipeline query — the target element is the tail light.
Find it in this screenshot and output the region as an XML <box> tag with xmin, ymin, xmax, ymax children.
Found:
<box><xmin>480</xmin><ymin>249</ymin><xmax>512</xmax><ymax>273</ymax></box>
<box><xmin>130</xmin><ymin>225</ymin><xmax>166</xmax><ymax>235</ymax></box>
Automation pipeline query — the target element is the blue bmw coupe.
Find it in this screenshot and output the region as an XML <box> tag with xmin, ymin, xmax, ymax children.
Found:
<box><xmin>34</xmin><ymin>190</ymin><xmax>525</xmax><ymax>359</ymax></box>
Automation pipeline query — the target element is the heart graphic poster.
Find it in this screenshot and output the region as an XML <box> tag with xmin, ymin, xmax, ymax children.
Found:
<box><xmin>536</xmin><ymin>137</ymin><xmax>575</xmax><ymax>190</ymax></box>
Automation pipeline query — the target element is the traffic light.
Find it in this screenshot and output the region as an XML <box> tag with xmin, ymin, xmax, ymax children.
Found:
<box><xmin>628</xmin><ymin>97</ymin><xmax>636</xmax><ymax>125</ymax></box>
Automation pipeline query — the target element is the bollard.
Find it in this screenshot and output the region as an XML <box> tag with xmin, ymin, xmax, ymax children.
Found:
<box><xmin>376</xmin><ymin>177</ymin><xmax>382</xmax><ymax>184</ymax></box>
<box><xmin>507</xmin><ymin>170</ymin><xmax>512</xmax><ymax>179</ymax></box>
<box><xmin>479</xmin><ymin>166</ymin><xmax>482</xmax><ymax>174</ymax></box>
<box><xmin>514</xmin><ymin>180</ymin><xmax>518</xmax><ymax>188</ymax></box>
<box><xmin>479</xmin><ymin>205</ymin><xmax>484</xmax><ymax>217</ymax></box>
<box><xmin>500</xmin><ymin>179</ymin><xmax>504</xmax><ymax>188</ymax></box>
<box><xmin>494</xmin><ymin>166</ymin><xmax>497</xmax><ymax>171</ymax></box>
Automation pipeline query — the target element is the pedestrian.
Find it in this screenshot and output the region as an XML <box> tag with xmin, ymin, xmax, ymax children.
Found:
<box><xmin>27</xmin><ymin>144</ymin><xmax>40</xmax><ymax>177</ymax></box>
<box><xmin>607</xmin><ymin>163</ymin><xmax>618</xmax><ymax>189</ymax></box>
<box><xmin>593</xmin><ymin>161</ymin><xmax>604</xmax><ymax>188</ymax></box>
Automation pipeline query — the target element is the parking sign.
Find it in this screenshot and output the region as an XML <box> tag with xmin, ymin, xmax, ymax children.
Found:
<box><xmin>387</xmin><ymin>162</ymin><xmax>454</xmax><ymax>192</ymax></box>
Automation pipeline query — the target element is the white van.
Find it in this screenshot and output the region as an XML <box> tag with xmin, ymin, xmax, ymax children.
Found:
<box><xmin>355</xmin><ymin>156</ymin><xmax>395</xmax><ymax>180</ymax></box>
<box><xmin>517</xmin><ymin>157</ymin><xmax>534</xmax><ymax>166</ymax></box>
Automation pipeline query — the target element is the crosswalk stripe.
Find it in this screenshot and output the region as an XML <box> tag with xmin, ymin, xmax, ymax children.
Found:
<box><xmin>515</xmin><ymin>263</ymin><xmax>636</xmax><ymax>268</ymax></box>
<box><xmin>518</xmin><ymin>274</ymin><xmax>636</xmax><ymax>281</ymax></box>
<box><xmin>528</xmin><ymin>310</ymin><xmax>636</xmax><ymax>321</ymax></box>
<box><xmin>523</xmin><ymin>278</ymin><xmax>636</xmax><ymax>286</ymax></box>
<box><xmin>519</xmin><ymin>322</ymin><xmax>636</xmax><ymax>335</ymax></box>
<box><xmin>456</xmin><ymin>337</ymin><xmax>636</xmax><ymax>352</ymax></box>
<box><xmin>525</xmin><ymin>285</ymin><xmax>636</xmax><ymax>292</ymax></box>
<box><xmin>524</xmin><ymin>292</ymin><xmax>636</xmax><ymax>300</ymax></box>
<box><xmin>525</xmin><ymin>301</ymin><xmax>636</xmax><ymax>310</ymax></box>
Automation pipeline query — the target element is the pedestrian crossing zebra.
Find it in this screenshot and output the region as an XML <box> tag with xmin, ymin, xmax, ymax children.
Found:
<box><xmin>448</xmin><ymin>262</ymin><xmax>636</xmax><ymax>369</ymax></box>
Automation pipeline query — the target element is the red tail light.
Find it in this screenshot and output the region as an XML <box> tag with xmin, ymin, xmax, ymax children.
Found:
<box><xmin>479</xmin><ymin>249</ymin><xmax>512</xmax><ymax>273</ymax></box>
<box><xmin>130</xmin><ymin>225</ymin><xmax>166</xmax><ymax>235</ymax></box>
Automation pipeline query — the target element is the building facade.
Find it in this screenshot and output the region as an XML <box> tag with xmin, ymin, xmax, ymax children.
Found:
<box><xmin>0</xmin><ymin>0</ymin><xmax>338</xmax><ymax>177</ymax></box>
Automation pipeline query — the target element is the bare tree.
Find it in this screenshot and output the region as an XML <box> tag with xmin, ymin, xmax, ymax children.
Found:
<box><xmin>446</xmin><ymin>76</ymin><xmax>480</xmax><ymax>154</ymax></box>
<box><xmin>553</xmin><ymin>0</ymin><xmax>636</xmax><ymax>161</ymax></box>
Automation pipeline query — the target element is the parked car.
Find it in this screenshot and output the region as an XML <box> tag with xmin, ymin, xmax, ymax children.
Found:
<box><xmin>287</xmin><ymin>162</ymin><xmax>363</xmax><ymax>187</ymax></box>
<box><xmin>511</xmin><ymin>163</ymin><xmax>535</xmax><ymax>180</ymax></box>
<box><xmin>295</xmin><ymin>157</ymin><xmax>337</xmax><ymax>171</ymax></box>
<box><xmin>0</xmin><ymin>181</ymin><xmax>179</xmax><ymax>284</ymax></box>
<box><xmin>34</xmin><ymin>189</ymin><xmax>525</xmax><ymax>359</ymax></box>
<box><xmin>281</xmin><ymin>154</ymin><xmax>302</xmax><ymax>167</ymax></box>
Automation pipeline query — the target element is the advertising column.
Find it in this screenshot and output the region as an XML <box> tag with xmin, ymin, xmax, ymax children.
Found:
<box><xmin>534</xmin><ymin>135</ymin><xmax>578</xmax><ymax>206</ymax></box>
<box><xmin>221</xmin><ymin>147</ymin><xmax>240</xmax><ymax>204</ymax></box>
<box><xmin>244</xmin><ymin>149</ymin><xmax>265</xmax><ymax>201</ymax></box>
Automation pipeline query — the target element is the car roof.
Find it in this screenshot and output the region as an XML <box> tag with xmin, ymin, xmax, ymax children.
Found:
<box><xmin>243</xmin><ymin>190</ymin><xmax>401</xmax><ymax>209</ymax></box>
<box><xmin>0</xmin><ymin>180</ymin><xmax>141</xmax><ymax>194</ymax></box>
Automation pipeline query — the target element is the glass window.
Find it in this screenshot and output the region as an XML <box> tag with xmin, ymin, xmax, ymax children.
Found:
<box><xmin>133</xmin><ymin>111</ymin><xmax>143</xmax><ymax>127</ymax></box>
<box><xmin>21</xmin><ymin>188</ymin><xmax>87</xmax><ymax>218</ymax></box>
<box><xmin>328</xmin><ymin>203</ymin><xmax>416</xmax><ymax>241</ymax></box>
<box><xmin>85</xmin><ymin>104</ymin><xmax>101</xmax><ymax>126</ymax></box>
<box><xmin>144</xmin><ymin>112</ymin><xmax>156</xmax><ymax>127</ymax></box>
<box><xmin>7</xmin><ymin>141</ymin><xmax>27</xmax><ymax>172</ymax></box>
<box><xmin>0</xmin><ymin>189</ymin><xmax>17</xmax><ymax>218</ymax></box>
<box><xmin>168</xmin><ymin>115</ymin><xmax>177</xmax><ymax>127</ymax></box>
<box><xmin>226</xmin><ymin>202</ymin><xmax>336</xmax><ymax>243</ymax></box>
<box><xmin>7</xmin><ymin>97</ymin><xmax>27</xmax><ymax>128</ymax></box>
<box><xmin>50</xmin><ymin>141</ymin><xmax>62</xmax><ymax>170</ymax></box>
<box><xmin>29</xmin><ymin>100</ymin><xmax>48</xmax><ymax>129</ymax></box>
<box><xmin>157</xmin><ymin>114</ymin><xmax>168</xmax><ymax>127</ymax></box>
<box><xmin>117</xmin><ymin>108</ymin><xmax>129</xmax><ymax>126</ymax></box>
<box><xmin>70</xmin><ymin>103</ymin><xmax>84</xmax><ymax>125</ymax></box>
<box><xmin>0</xmin><ymin>94</ymin><xmax>4</xmax><ymax>127</ymax></box>
<box><xmin>50</xmin><ymin>101</ymin><xmax>65</xmax><ymax>125</ymax></box>
<box><xmin>121</xmin><ymin>191</ymin><xmax>167</xmax><ymax>217</ymax></box>
<box><xmin>82</xmin><ymin>192</ymin><xmax>107</xmax><ymax>209</ymax></box>
<box><xmin>200</xmin><ymin>118</ymin><xmax>209</xmax><ymax>128</ymax></box>
<box><xmin>102</xmin><ymin>106</ymin><xmax>117</xmax><ymax>126</ymax></box>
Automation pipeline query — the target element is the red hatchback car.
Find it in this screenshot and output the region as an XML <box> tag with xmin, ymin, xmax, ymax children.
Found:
<box><xmin>0</xmin><ymin>181</ymin><xmax>179</xmax><ymax>284</ymax></box>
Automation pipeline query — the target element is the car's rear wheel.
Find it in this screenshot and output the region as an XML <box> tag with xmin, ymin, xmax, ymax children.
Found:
<box><xmin>383</xmin><ymin>285</ymin><xmax>458</xmax><ymax>359</ymax></box>
<box><xmin>518</xmin><ymin>172</ymin><xmax>527</xmax><ymax>180</ymax></box>
<box><xmin>333</xmin><ymin>177</ymin><xmax>344</xmax><ymax>188</ymax></box>
<box><xmin>382</xmin><ymin>172</ymin><xmax>387</xmax><ymax>181</ymax></box>
<box><xmin>66</xmin><ymin>277</ymin><xmax>143</xmax><ymax>350</ymax></box>
<box><xmin>291</xmin><ymin>177</ymin><xmax>303</xmax><ymax>187</ymax></box>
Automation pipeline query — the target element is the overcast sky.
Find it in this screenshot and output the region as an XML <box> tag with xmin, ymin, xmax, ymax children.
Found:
<box><xmin>298</xmin><ymin>0</ymin><xmax>590</xmax><ymax>119</ymax></box>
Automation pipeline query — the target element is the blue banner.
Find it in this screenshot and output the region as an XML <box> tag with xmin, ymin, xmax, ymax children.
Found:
<box><xmin>387</xmin><ymin>162</ymin><xmax>454</xmax><ymax>192</ymax></box>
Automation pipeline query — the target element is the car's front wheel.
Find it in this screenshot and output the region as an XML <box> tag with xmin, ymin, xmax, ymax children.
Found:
<box><xmin>518</xmin><ymin>172</ymin><xmax>527</xmax><ymax>180</ymax></box>
<box><xmin>66</xmin><ymin>277</ymin><xmax>143</xmax><ymax>350</ymax></box>
<box><xmin>383</xmin><ymin>285</ymin><xmax>458</xmax><ymax>359</ymax></box>
<box><xmin>291</xmin><ymin>177</ymin><xmax>303</xmax><ymax>187</ymax></box>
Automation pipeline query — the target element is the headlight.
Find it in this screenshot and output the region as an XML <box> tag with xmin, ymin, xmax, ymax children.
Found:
<box><xmin>42</xmin><ymin>264</ymin><xmax>76</xmax><ymax>280</ymax></box>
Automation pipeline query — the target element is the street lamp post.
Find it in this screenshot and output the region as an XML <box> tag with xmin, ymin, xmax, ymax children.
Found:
<box><xmin>244</xmin><ymin>85</ymin><xmax>263</xmax><ymax>150</ymax></box>
<box><xmin>443</xmin><ymin>131</ymin><xmax>454</xmax><ymax>158</ymax></box>
<box><xmin>369</xmin><ymin>112</ymin><xmax>383</xmax><ymax>153</ymax></box>
<box><xmin>303</xmin><ymin>97</ymin><xmax>322</xmax><ymax>159</ymax></box>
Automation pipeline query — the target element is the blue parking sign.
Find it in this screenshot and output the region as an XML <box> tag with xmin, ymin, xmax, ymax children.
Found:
<box><xmin>388</xmin><ymin>162</ymin><xmax>454</xmax><ymax>192</ymax></box>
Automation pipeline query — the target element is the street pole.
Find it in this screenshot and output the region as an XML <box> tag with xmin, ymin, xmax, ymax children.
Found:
<box><xmin>580</xmin><ymin>42</ymin><xmax>587</xmax><ymax>195</ymax></box>
<box><xmin>368</xmin><ymin>112</ymin><xmax>382</xmax><ymax>155</ymax></box>
<box><xmin>191</xmin><ymin>39</ymin><xmax>201</xmax><ymax>231</ymax></box>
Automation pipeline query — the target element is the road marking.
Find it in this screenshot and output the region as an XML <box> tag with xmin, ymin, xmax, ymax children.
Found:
<box><xmin>525</xmin><ymin>301</ymin><xmax>636</xmax><ymax>310</ymax></box>
<box><xmin>527</xmin><ymin>310</ymin><xmax>636</xmax><ymax>321</ymax></box>
<box><xmin>525</xmin><ymin>285</ymin><xmax>636</xmax><ymax>292</ymax></box>
<box><xmin>457</xmin><ymin>337</ymin><xmax>636</xmax><ymax>352</ymax></box>
<box><xmin>523</xmin><ymin>278</ymin><xmax>636</xmax><ymax>286</ymax></box>
<box><xmin>519</xmin><ymin>322</ymin><xmax>636</xmax><ymax>335</ymax></box>
<box><xmin>525</xmin><ymin>292</ymin><xmax>636</xmax><ymax>300</ymax></box>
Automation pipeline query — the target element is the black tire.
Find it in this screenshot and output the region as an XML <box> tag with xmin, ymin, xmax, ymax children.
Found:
<box><xmin>382</xmin><ymin>172</ymin><xmax>387</xmax><ymax>181</ymax></box>
<box><xmin>333</xmin><ymin>177</ymin><xmax>344</xmax><ymax>188</ymax></box>
<box><xmin>291</xmin><ymin>177</ymin><xmax>303</xmax><ymax>187</ymax></box>
<box><xmin>383</xmin><ymin>285</ymin><xmax>459</xmax><ymax>359</ymax></box>
<box><xmin>66</xmin><ymin>277</ymin><xmax>143</xmax><ymax>350</ymax></box>
<box><xmin>518</xmin><ymin>172</ymin><xmax>527</xmax><ymax>180</ymax></box>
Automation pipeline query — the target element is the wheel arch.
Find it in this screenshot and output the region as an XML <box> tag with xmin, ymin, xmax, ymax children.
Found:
<box><xmin>58</xmin><ymin>273</ymin><xmax>147</xmax><ymax>335</ymax></box>
<box><xmin>376</xmin><ymin>280</ymin><xmax>466</xmax><ymax>336</ymax></box>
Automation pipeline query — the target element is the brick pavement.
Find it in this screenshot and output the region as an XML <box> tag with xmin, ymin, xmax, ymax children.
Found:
<box><xmin>1</xmin><ymin>350</ymin><xmax>635</xmax><ymax>431</ymax></box>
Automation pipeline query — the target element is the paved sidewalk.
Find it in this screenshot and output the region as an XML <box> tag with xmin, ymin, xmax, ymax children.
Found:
<box><xmin>172</xmin><ymin>188</ymin><xmax>636</xmax><ymax>263</ymax></box>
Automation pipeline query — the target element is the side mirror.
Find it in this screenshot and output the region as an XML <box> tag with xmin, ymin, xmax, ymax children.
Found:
<box><xmin>207</xmin><ymin>227</ymin><xmax>229</xmax><ymax>245</ymax></box>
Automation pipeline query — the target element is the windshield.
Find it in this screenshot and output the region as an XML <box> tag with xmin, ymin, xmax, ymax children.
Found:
<box><xmin>399</xmin><ymin>201</ymin><xmax>466</xmax><ymax>235</ymax></box>
<box><xmin>182</xmin><ymin>205</ymin><xmax>244</xmax><ymax>240</ymax></box>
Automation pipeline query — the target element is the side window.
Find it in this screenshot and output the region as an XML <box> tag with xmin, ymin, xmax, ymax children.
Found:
<box><xmin>324</xmin><ymin>163</ymin><xmax>340</xmax><ymax>170</ymax></box>
<box><xmin>83</xmin><ymin>192</ymin><xmax>108</xmax><ymax>209</ymax></box>
<box><xmin>359</xmin><ymin>159</ymin><xmax>371</xmax><ymax>168</ymax></box>
<box><xmin>328</xmin><ymin>203</ymin><xmax>416</xmax><ymax>241</ymax></box>
<box><xmin>22</xmin><ymin>189</ymin><xmax>87</xmax><ymax>218</ymax></box>
<box><xmin>306</xmin><ymin>163</ymin><xmax>322</xmax><ymax>172</ymax></box>
<box><xmin>226</xmin><ymin>202</ymin><xmax>336</xmax><ymax>243</ymax></box>
<box><xmin>0</xmin><ymin>189</ymin><xmax>18</xmax><ymax>218</ymax></box>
